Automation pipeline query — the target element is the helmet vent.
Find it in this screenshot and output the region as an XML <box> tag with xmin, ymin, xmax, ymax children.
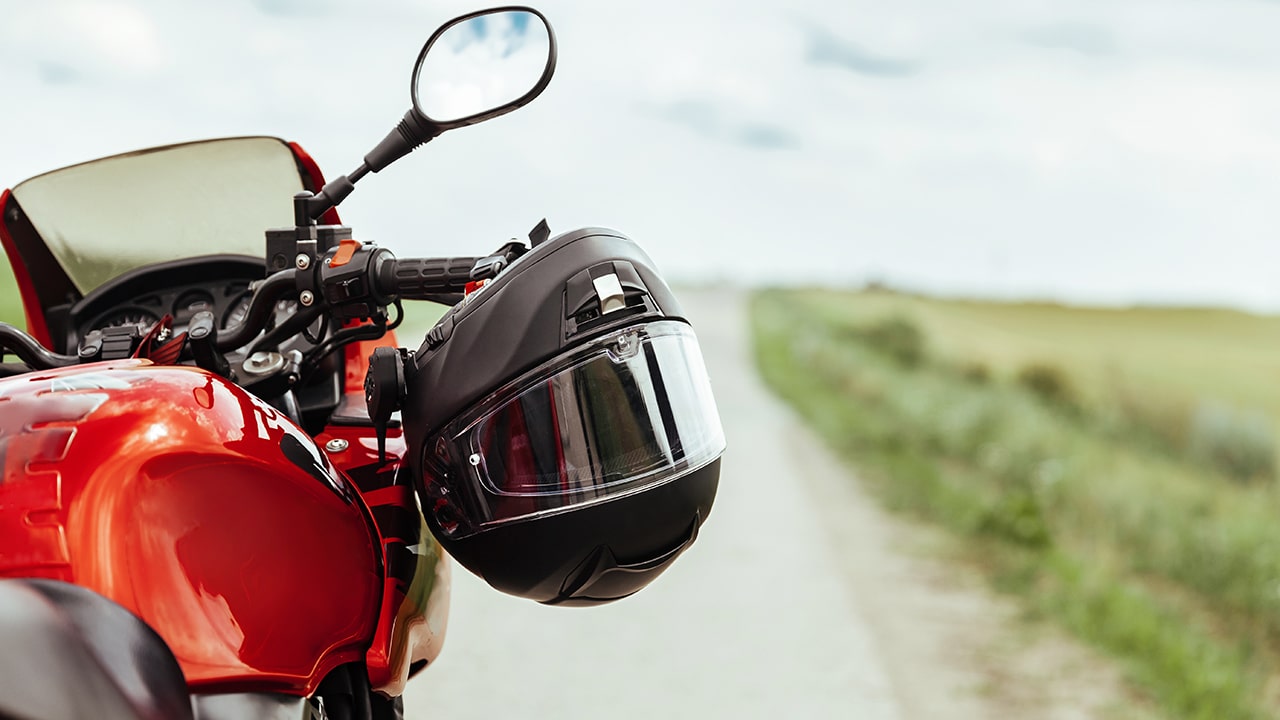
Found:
<box><xmin>592</xmin><ymin>273</ymin><xmax>626</xmax><ymax>314</ymax></box>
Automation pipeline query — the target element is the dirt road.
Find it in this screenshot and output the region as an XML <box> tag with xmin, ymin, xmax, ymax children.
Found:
<box><xmin>403</xmin><ymin>289</ymin><xmax>1135</xmax><ymax>720</ymax></box>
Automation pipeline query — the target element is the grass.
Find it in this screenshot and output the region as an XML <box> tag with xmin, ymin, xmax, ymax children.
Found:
<box><xmin>752</xmin><ymin>288</ymin><xmax>1280</xmax><ymax>720</ymax></box>
<box><xmin>0</xmin><ymin>258</ymin><xmax>22</xmax><ymax>328</ymax></box>
<box><xmin>805</xmin><ymin>289</ymin><xmax>1280</xmax><ymax>424</ymax></box>
<box><xmin>1</xmin><ymin>258</ymin><xmax>24</xmax><ymax>365</ymax></box>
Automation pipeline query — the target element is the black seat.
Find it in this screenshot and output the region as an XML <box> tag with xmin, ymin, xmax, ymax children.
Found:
<box><xmin>0</xmin><ymin>579</ymin><xmax>193</xmax><ymax>720</ymax></box>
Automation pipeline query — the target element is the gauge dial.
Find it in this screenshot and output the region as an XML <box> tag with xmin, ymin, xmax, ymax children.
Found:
<box><xmin>224</xmin><ymin>293</ymin><xmax>252</xmax><ymax>329</ymax></box>
<box><xmin>173</xmin><ymin>290</ymin><xmax>215</xmax><ymax>326</ymax></box>
<box><xmin>92</xmin><ymin>308</ymin><xmax>160</xmax><ymax>334</ymax></box>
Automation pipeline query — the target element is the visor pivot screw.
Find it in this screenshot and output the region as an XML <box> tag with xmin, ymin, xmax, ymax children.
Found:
<box><xmin>325</xmin><ymin>438</ymin><xmax>349</xmax><ymax>453</ymax></box>
<box><xmin>469</xmin><ymin>453</ymin><xmax>482</xmax><ymax>467</ymax></box>
<box><xmin>299</xmin><ymin>290</ymin><xmax>315</xmax><ymax>307</ymax></box>
<box><xmin>295</xmin><ymin>253</ymin><xmax>311</xmax><ymax>270</ymax></box>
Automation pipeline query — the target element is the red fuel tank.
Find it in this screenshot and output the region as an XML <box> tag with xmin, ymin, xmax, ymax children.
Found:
<box><xmin>0</xmin><ymin>360</ymin><xmax>381</xmax><ymax>694</ymax></box>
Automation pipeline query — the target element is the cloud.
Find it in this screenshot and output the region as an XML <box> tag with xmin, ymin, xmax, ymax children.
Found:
<box><xmin>662</xmin><ymin>101</ymin><xmax>719</xmax><ymax>136</ymax></box>
<box><xmin>1023</xmin><ymin>23</ymin><xmax>1118</xmax><ymax>56</ymax></box>
<box><xmin>7</xmin><ymin>0</ymin><xmax>1280</xmax><ymax>311</ymax></box>
<box><xmin>0</xmin><ymin>2</ymin><xmax>168</xmax><ymax>79</ymax></box>
<box><xmin>659</xmin><ymin>100</ymin><xmax>799</xmax><ymax>151</ymax></box>
<box><xmin>804</xmin><ymin>26</ymin><xmax>920</xmax><ymax>78</ymax></box>
<box><xmin>38</xmin><ymin>62</ymin><xmax>82</xmax><ymax>85</ymax></box>
<box><xmin>251</xmin><ymin>0</ymin><xmax>335</xmax><ymax>17</ymax></box>
<box><xmin>737</xmin><ymin>124</ymin><xmax>799</xmax><ymax>150</ymax></box>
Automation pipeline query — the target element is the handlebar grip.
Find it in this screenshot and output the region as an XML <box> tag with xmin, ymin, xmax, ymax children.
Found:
<box><xmin>379</xmin><ymin>256</ymin><xmax>479</xmax><ymax>300</ymax></box>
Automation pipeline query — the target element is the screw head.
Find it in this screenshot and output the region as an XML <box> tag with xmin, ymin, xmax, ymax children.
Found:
<box><xmin>295</xmin><ymin>253</ymin><xmax>311</xmax><ymax>270</ymax></box>
<box><xmin>299</xmin><ymin>290</ymin><xmax>315</xmax><ymax>306</ymax></box>
<box><xmin>325</xmin><ymin>438</ymin><xmax>349</xmax><ymax>453</ymax></box>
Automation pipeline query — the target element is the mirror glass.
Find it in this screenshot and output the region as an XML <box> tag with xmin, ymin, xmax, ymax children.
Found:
<box><xmin>415</xmin><ymin>10</ymin><xmax>552</xmax><ymax>122</ymax></box>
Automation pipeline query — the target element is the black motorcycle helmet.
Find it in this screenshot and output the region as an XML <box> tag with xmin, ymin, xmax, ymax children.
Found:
<box><xmin>401</xmin><ymin>228</ymin><xmax>723</xmax><ymax>606</ymax></box>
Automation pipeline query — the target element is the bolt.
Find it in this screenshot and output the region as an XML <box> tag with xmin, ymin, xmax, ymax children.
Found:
<box><xmin>325</xmin><ymin>438</ymin><xmax>349</xmax><ymax>453</ymax></box>
<box><xmin>295</xmin><ymin>253</ymin><xmax>311</xmax><ymax>270</ymax></box>
<box><xmin>299</xmin><ymin>290</ymin><xmax>315</xmax><ymax>306</ymax></box>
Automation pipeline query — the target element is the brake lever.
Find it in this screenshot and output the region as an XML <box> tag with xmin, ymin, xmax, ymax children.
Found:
<box><xmin>470</xmin><ymin>240</ymin><xmax>529</xmax><ymax>282</ymax></box>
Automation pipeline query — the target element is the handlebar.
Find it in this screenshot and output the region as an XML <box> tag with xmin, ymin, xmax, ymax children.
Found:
<box><xmin>377</xmin><ymin>256</ymin><xmax>479</xmax><ymax>300</ymax></box>
<box><xmin>215</xmin><ymin>269</ymin><xmax>299</xmax><ymax>351</ymax></box>
<box><xmin>0</xmin><ymin>323</ymin><xmax>78</xmax><ymax>368</ymax></box>
<box><xmin>0</xmin><ymin>243</ymin><xmax>502</xmax><ymax>374</ymax></box>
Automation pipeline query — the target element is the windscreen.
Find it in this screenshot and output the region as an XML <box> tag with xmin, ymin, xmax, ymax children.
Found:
<box><xmin>10</xmin><ymin>137</ymin><xmax>306</xmax><ymax>294</ymax></box>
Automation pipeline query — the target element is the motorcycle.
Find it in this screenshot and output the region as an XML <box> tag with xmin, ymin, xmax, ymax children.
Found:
<box><xmin>0</xmin><ymin>7</ymin><xmax>724</xmax><ymax>720</ymax></box>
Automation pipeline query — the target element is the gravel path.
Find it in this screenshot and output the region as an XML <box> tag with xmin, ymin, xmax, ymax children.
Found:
<box><xmin>402</xmin><ymin>289</ymin><xmax>1135</xmax><ymax>720</ymax></box>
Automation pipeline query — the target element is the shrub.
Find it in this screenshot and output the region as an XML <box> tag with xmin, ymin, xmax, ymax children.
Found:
<box><xmin>1187</xmin><ymin>402</ymin><xmax>1276</xmax><ymax>482</ymax></box>
<box><xmin>860</xmin><ymin>315</ymin><xmax>926</xmax><ymax>368</ymax></box>
<box><xmin>977</xmin><ymin>488</ymin><xmax>1052</xmax><ymax>548</ymax></box>
<box><xmin>958</xmin><ymin>360</ymin><xmax>991</xmax><ymax>384</ymax></box>
<box><xmin>1016</xmin><ymin>362</ymin><xmax>1078</xmax><ymax>410</ymax></box>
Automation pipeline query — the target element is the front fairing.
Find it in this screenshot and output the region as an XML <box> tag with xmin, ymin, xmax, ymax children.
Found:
<box><xmin>0</xmin><ymin>137</ymin><xmax>318</xmax><ymax>348</ymax></box>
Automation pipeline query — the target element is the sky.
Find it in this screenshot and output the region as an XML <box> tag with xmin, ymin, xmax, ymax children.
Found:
<box><xmin>3</xmin><ymin>0</ymin><xmax>1280</xmax><ymax>309</ymax></box>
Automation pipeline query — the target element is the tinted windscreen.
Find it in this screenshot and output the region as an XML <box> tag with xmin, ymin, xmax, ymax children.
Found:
<box><xmin>11</xmin><ymin>137</ymin><xmax>304</xmax><ymax>294</ymax></box>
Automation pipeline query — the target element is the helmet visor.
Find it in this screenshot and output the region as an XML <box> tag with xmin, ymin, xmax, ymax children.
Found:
<box><xmin>424</xmin><ymin>321</ymin><xmax>724</xmax><ymax>538</ymax></box>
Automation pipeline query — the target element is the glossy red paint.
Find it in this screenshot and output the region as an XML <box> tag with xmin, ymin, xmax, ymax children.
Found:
<box><xmin>322</xmin><ymin>328</ymin><xmax>452</xmax><ymax>694</ymax></box>
<box><xmin>0</xmin><ymin>361</ymin><xmax>382</xmax><ymax>695</ymax></box>
<box><xmin>0</xmin><ymin>189</ymin><xmax>52</xmax><ymax>346</ymax></box>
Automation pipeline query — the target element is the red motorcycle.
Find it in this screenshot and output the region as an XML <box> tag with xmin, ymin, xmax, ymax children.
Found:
<box><xmin>0</xmin><ymin>7</ymin><xmax>724</xmax><ymax>720</ymax></box>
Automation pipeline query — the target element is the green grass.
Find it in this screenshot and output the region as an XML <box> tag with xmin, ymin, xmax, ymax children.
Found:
<box><xmin>752</xmin><ymin>288</ymin><xmax>1280</xmax><ymax>720</ymax></box>
<box><xmin>801</xmin><ymin>289</ymin><xmax>1280</xmax><ymax>425</ymax></box>
<box><xmin>0</xmin><ymin>257</ymin><xmax>22</xmax><ymax>328</ymax></box>
<box><xmin>1</xmin><ymin>258</ymin><xmax>24</xmax><ymax>365</ymax></box>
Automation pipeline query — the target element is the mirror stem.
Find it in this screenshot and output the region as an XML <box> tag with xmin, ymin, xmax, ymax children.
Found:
<box><xmin>305</xmin><ymin>168</ymin><xmax>365</xmax><ymax>221</ymax></box>
<box><xmin>363</xmin><ymin>110</ymin><xmax>440</xmax><ymax>174</ymax></box>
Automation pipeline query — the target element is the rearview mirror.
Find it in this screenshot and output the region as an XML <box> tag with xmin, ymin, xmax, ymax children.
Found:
<box><xmin>302</xmin><ymin>6</ymin><xmax>557</xmax><ymax>221</ymax></box>
<box><xmin>412</xmin><ymin>7</ymin><xmax>556</xmax><ymax>128</ymax></box>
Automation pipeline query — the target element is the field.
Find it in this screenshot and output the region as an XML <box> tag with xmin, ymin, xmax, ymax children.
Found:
<box><xmin>752</xmin><ymin>288</ymin><xmax>1280</xmax><ymax>720</ymax></box>
<box><xmin>816</xmin><ymin>291</ymin><xmax>1280</xmax><ymax>429</ymax></box>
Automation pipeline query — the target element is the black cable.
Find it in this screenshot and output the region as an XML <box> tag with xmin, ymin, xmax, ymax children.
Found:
<box><xmin>216</xmin><ymin>269</ymin><xmax>299</xmax><ymax>351</ymax></box>
<box><xmin>0</xmin><ymin>323</ymin><xmax>78</xmax><ymax>369</ymax></box>
<box><xmin>387</xmin><ymin>299</ymin><xmax>404</xmax><ymax>331</ymax></box>
<box><xmin>248</xmin><ymin>304</ymin><xmax>325</xmax><ymax>355</ymax></box>
<box><xmin>299</xmin><ymin>321</ymin><xmax>387</xmax><ymax>382</ymax></box>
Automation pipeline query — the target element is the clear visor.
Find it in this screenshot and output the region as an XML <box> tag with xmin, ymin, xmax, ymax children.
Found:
<box><xmin>424</xmin><ymin>321</ymin><xmax>724</xmax><ymax>538</ymax></box>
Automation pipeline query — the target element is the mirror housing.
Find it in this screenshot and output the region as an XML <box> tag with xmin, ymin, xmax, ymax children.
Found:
<box><xmin>304</xmin><ymin>6</ymin><xmax>556</xmax><ymax>222</ymax></box>
<box><xmin>365</xmin><ymin>6</ymin><xmax>556</xmax><ymax>174</ymax></box>
<box><xmin>412</xmin><ymin>7</ymin><xmax>557</xmax><ymax>128</ymax></box>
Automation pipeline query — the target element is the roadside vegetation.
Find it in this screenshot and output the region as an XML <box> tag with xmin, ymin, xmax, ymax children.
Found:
<box><xmin>0</xmin><ymin>259</ymin><xmax>21</xmax><ymax>328</ymax></box>
<box><xmin>1</xmin><ymin>258</ymin><xmax>25</xmax><ymax>366</ymax></box>
<box><xmin>752</xmin><ymin>287</ymin><xmax>1280</xmax><ymax>720</ymax></box>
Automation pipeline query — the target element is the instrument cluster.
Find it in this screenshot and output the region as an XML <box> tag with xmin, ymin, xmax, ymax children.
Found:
<box><xmin>72</xmin><ymin>279</ymin><xmax>299</xmax><ymax>352</ymax></box>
